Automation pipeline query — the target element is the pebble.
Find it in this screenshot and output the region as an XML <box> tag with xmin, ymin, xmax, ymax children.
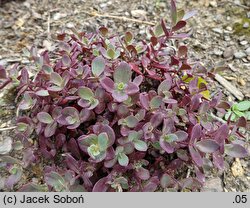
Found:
<box><xmin>223</xmin><ymin>47</ymin><xmax>234</xmax><ymax>58</ymax></box>
<box><xmin>234</xmin><ymin>51</ymin><xmax>247</xmax><ymax>59</ymax></box>
<box><xmin>240</xmin><ymin>40</ymin><xmax>248</xmax><ymax>46</ymax></box>
<box><xmin>202</xmin><ymin>177</ymin><xmax>223</xmax><ymax>192</ymax></box>
<box><xmin>247</xmin><ymin>12</ymin><xmax>250</xmax><ymax>19</ymax></box>
<box><xmin>245</xmin><ymin>47</ymin><xmax>250</xmax><ymax>55</ymax></box>
<box><xmin>209</xmin><ymin>1</ymin><xmax>217</xmax><ymax>7</ymax></box>
<box><xmin>131</xmin><ymin>10</ymin><xmax>147</xmax><ymax>18</ymax></box>
<box><xmin>212</xmin><ymin>28</ymin><xmax>223</xmax><ymax>34</ymax></box>
<box><xmin>214</xmin><ymin>48</ymin><xmax>223</xmax><ymax>56</ymax></box>
<box><xmin>243</xmin><ymin>22</ymin><xmax>249</xmax><ymax>29</ymax></box>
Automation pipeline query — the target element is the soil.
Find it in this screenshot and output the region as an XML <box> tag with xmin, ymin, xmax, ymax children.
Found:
<box><xmin>0</xmin><ymin>0</ymin><xmax>249</xmax><ymax>192</ymax></box>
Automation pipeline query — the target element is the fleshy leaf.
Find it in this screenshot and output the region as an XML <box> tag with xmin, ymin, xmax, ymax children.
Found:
<box><xmin>50</xmin><ymin>72</ymin><xmax>63</xmax><ymax>86</ymax></box>
<box><xmin>78</xmin><ymin>87</ymin><xmax>94</xmax><ymax>101</ymax></box>
<box><xmin>224</xmin><ymin>144</ymin><xmax>248</xmax><ymax>158</ymax></box>
<box><xmin>98</xmin><ymin>132</ymin><xmax>109</xmax><ymax>151</ymax></box>
<box><xmin>92</xmin><ymin>56</ymin><xmax>105</xmax><ymax>77</ymax></box>
<box><xmin>45</xmin><ymin>171</ymin><xmax>67</xmax><ymax>191</ymax></box>
<box><xmin>160</xmin><ymin>174</ymin><xmax>172</xmax><ymax>188</ymax></box>
<box><xmin>37</xmin><ymin>112</ymin><xmax>53</xmax><ymax>124</ymax></box>
<box><xmin>234</xmin><ymin>101</ymin><xmax>250</xmax><ymax>111</ymax></box>
<box><xmin>196</xmin><ymin>139</ymin><xmax>219</xmax><ymax>153</ymax></box>
<box><xmin>124</xmin><ymin>116</ymin><xmax>139</xmax><ymax>128</ymax></box>
<box><xmin>114</xmin><ymin>62</ymin><xmax>132</xmax><ymax>84</ymax></box>
<box><xmin>118</xmin><ymin>153</ymin><xmax>129</xmax><ymax>166</ymax></box>
<box><xmin>189</xmin><ymin>146</ymin><xmax>203</xmax><ymax>167</ymax></box>
<box><xmin>150</xmin><ymin>96</ymin><xmax>162</xmax><ymax>109</ymax></box>
<box><xmin>134</xmin><ymin>140</ymin><xmax>147</xmax><ymax>151</ymax></box>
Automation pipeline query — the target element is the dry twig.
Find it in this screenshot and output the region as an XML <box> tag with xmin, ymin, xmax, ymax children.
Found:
<box><xmin>80</xmin><ymin>11</ymin><xmax>155</xmax><ymax>26</ymax></box>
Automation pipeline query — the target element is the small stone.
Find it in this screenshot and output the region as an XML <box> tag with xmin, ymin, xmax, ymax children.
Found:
<box><xmin>212</xmin><ymin>28</ymin><xmax>223</xmax><ymax>34</ymax></box>
<box><xmin>209</xmin><ymin>0</ymin><xmax>217</xmax><ymax>7</ymax></box>
<box><xmin>247</xmin><ymin>12</ymin><xmax>250</xmax><ymax>19</ymax></box>
<box><xmin>226</xmin><ymin>26</ymin><xmax>232</xmax><ymax>31</ymax></box>
<box><xmin>234</xmin><ymin>51</ymin><xmax>247</xmax><ymax>59</ymax></box>
<box><xmin>223</xmin><ymin>47</ymin><xmax>234</xmax><ymax>58</ymax></box>
<box><xmin>131</xmin><ymin>10</ymin><xmax>147</xmax><ymax>18</ymax></box>
<box><xmin>202</xmin><ymin>177</ymin><xmax>223</xmax><ymax>192</ymax></box>
<box><xmin>224</xmin><ymin>36</ymin><xmax>231</xmax><ymax>41</ymax></box>
<box><xmin>231</xmin><ymin>159</ymin><xmax>244</xmax><ymax>177</ymax></box>
<box><xmin>245</xmin><ymin>47</ymin><xmax>250</xmax><ymax>55</ymax></box>
<box><xmin>240</xmin><ymin>40</ymin><xmax>248</xmax><ymax>46</ymax></box>
<box><xmin>100</xmin><ymin>3</ymin><xmax>107</xmax><ymax>8</ymax></box>
<box><xmin>238</xmin><ymin>78</ymin><xmax>246</xmax><ymax>86</ymax></box>
<box><xmin>243</xmin><ymin>22</ymin><xmax>249</xmax><ymax>28</ymax></box>
<box><xmin>214</xmin><ymin>48</ymin><xmax>223</xmax><ymax>56</ymax></box>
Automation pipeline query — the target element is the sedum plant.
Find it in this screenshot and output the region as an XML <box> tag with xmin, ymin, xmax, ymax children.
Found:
<box><xmin>0</xmin><ymin>0</ymin><xmax>249</xmax><ymax>192</ymax></box>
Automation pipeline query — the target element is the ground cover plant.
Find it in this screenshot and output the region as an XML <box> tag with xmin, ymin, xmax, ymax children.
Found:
<box><xmin>0</xmin><ymin>0</ymin><xmax>249</xmax><ymax>192</ymax></box>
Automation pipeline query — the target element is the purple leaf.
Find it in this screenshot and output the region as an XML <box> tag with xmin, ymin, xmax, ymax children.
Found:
<box><xmin>93</xmin><ymin>177</ymin><xmax>109</xmax><ymax>192</ymax></box>
<box><xmin>172</xmin><ymin>20</ymin><xmax>186</xmax><ymax>32</ymax></box>
<box><xmin>212</xmin><ymin>151</ymin><xmax>224</xmax><ymax>170</ymax></box>
<box><xmin>160</xmin><ymin>139</ymin><xmax>174</xmax><ymax>153</ymax></box>
<box><xmin>126</xmin><ymin>82</ymin><xmax>139</xmax><ymax>95</ymax></box>
<box><xmin>0</xmin><ymin>66</ymin><xmax>7</xmax><ymax>79</ymax></box>
<box><xmin>140</xmin><ymin>93</ymin><xmax>150</xmax><ymax>110</ymax></box>
<box><xmin>190</xmin><ymin>124</ymin><xmax>202</xmax><ymax>144</ymax></box>
<box><xmin>189</xmin><ymin>146</ymin><xmax>203</xmax><ymax>167</ymax></box>
<box><xmin>175</xmin><ymin>130</ymin><xmax>188</xmax><ymax>142</ymax></box>
<box><xmin>136</xmin><ymin>167</ymin><xmax>150</xmax><ymax>180</ymax></box>
<box><xmin>224</xmin><ymin>144</ymin><xmax>248</xmax><ymax>158</ymax></box>
<box><xmin>100</xmin><ymin>77</ymin><xmax>114</xmax><ymax>93</ymax></box>
<box><xmin>196</xmin><ymin>139</ymin><xmax>219</xmax><ymax>153</ymax></box>
<box><xmin>142</xmin><ymin>176</ymin><xmax>159</xmax><ymax>192</ymax></box>
<box><xmin>62</xmin><ymin>54</ymin><xmax>71</xmax><ymax>67</ymax></box>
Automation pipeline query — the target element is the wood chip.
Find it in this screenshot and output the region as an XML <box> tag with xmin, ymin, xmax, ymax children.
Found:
<box><xmin>214</xmin><ymin>74</ymin><xmax>244</xmax><ymax>100</ymax></box>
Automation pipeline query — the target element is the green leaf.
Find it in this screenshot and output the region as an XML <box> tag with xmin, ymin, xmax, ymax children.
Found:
<box><xmin>245</xmin><ymin>111</ymin><xmax>250</xmax><ymax>120</ymax></box>
<box><xmin>234</xmin><ymin>101</ymin><xmax>250</xmax><ymax>111</ymax></box>
<box><xmin>17</xmin><ymin>122</ymin><xmax>28</xmax><ymax>132</ymax></box>
<box><xmin>50</xmin><ymin>72</ymin><xmax>63</xmax><ymax>86</ymax></box>
<box><xmin>45</xmin><ymin>171</ymin><xmax>67</xmax><ymax>192</ymax></box>
<box><xmin>163</xmin><ymin>134</ymin><xmax>178</xmax><ymax>143</ymax></box>
<box><xmin>78</xmin><ymin>87</ymin><xmax>94</xmax><ymax>101</ymax></box>
<box><xmin>37</xmin><ymin>112</ymin><xmax>53</xmax><ymax>124</ymax></box>
<box><xmin>35</xmin><ymin>90</ymin><xmax>49</xmax><ymax>96</ymax></box>
<box><xmin>171</xmin><ymin>0</ymin><xmax>177</xmax><ymax>25</ymax></box>
<box><xmin>118</xmin><ymin>153</ymin><xmax>129</xmax><ymax>166</ymax></box>
<box><xmin>128</xmin><ymin>131</ymin><xmax>141</xmax><ymax>142</ymax></box>
<box><xmin>107</xmin><ymin>48</ymin><xmax>115</xmax><ymax>59</ymax></box>
<box><xmin>134</xmin><ymin>140</ymin><xmax>147</xmax><ymax>151</ymax></box>
<box><xmin>114</xmin><ymin>62</ymin><xmax>132</xmax><ymax>84</ymax></box>
<box><xmin>124</xmin><ymin>116</ymin><xmax>139</xmax><ymax>128</ymax></box>
<box><xmin>92</xmin><ymin>56</ymin><xmax>105</xmax><ymax>77</ymax></box>
<box><xmin>98</xmin><ymin>132</ymin><xmax>109</xmax><ymax>151</ymax></box>
<box><xmin>224</xmin><ymin>111</ymin><xmax>236</xmax><ymax>121</ymax></box>
<box><xmin>89</xmin><ymin>98</ymin><xmax>99</xmax><ymax>110</ymax></box>
<box><xmin>234</xmin><ymin>110</ymin><xmax>245</xmax><ymax>117</ymax></box>
<box><xmin>124</xmin><ymin>31</ymin><xmax>133</xmax><ymax>44</ymax></box>
<box><xmin>150</xmin><ymin>96</ymin><xmax>162</xmax><ymax>109</ymax></box>
<box><xmin>154</xmin><ymin>24</ymin><xmax>164</xmax><ymax>37</ymax></box>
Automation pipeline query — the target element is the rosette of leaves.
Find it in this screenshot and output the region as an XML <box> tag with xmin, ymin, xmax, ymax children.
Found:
<box><xmin>100</xmin><ymin>62</ymin><xmax>140</xmax><ymax>102</ymax></box>
<box><xmin>225</xmin><ymin>100</ymin><xmax>250</xmax><ymax>121</ymax></box>
<box><xmin>78</xmin><ymin>132</ymin><xmax>110</xmax><ymax>162</ymax></box>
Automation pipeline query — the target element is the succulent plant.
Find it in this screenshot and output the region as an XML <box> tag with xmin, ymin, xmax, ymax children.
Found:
<box><xmin>0</xmin><ymin>0</ymin><xmax>248</xmax><ymax>192</ymax></box>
